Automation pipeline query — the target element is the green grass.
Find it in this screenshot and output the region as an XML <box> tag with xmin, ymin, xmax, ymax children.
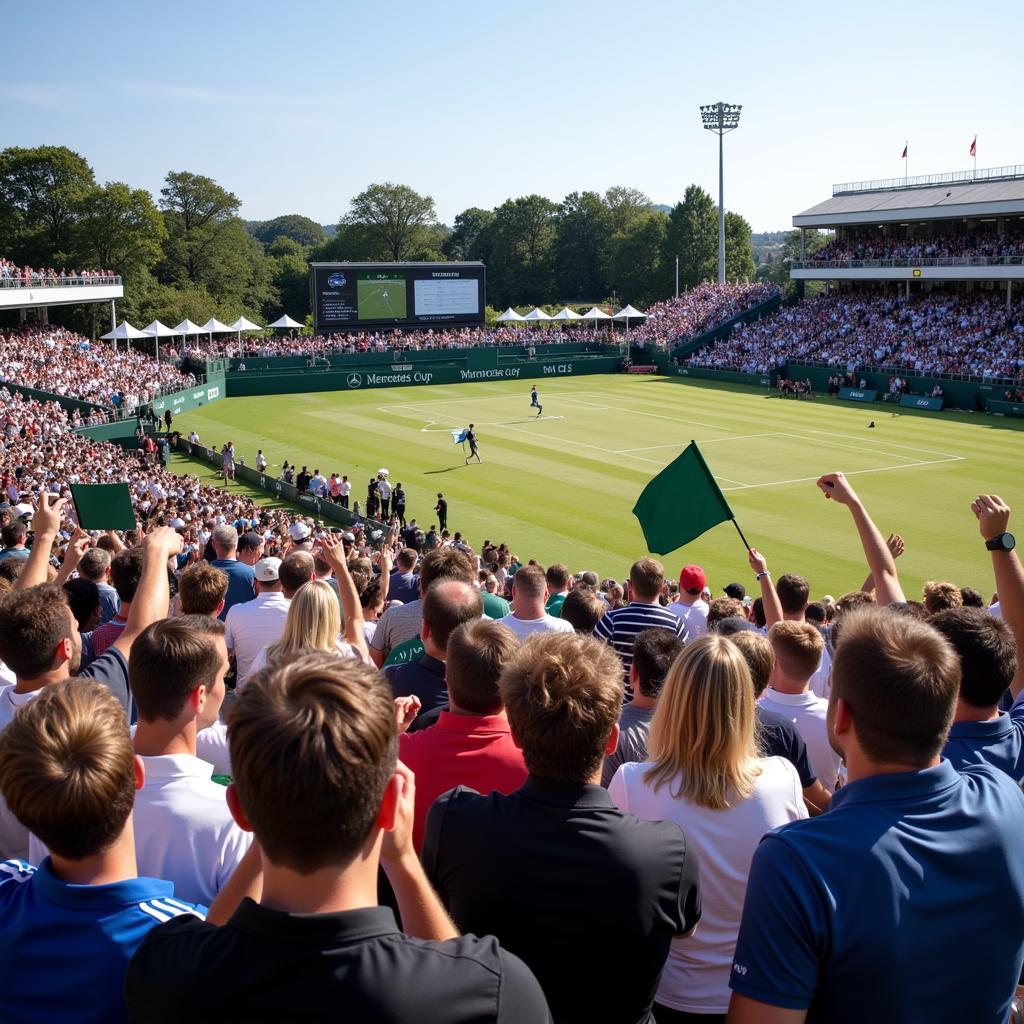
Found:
<box><xmin>357</xmin><ymin>274</ymin><xmax>407</xmax><ymax>320</ymax></box>
<box><xmin>169</xmin><ymin>374</ymin><xmax>1024</xmax><ymax>601</ymax></box>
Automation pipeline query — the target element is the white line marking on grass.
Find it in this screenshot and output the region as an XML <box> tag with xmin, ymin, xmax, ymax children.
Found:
<box><xmin>499</xmin><ymin>424</ymin><xmax>667</xmax><ymax>466</ymax></box>
<box><xmin>418</xmin><ymin>416</ymin><xmax>565</xmax><ymax>432</ymax></box>
<box><xmin>616</xmin><ymin>432</ymin><xmax>780</xmax><ymax>453</ymax></box>
<box><xmin>777</xmin><ymin>432</ymin><xmax>923</xmax><ymax>464</ymax></box>
<box><xmin>555</xmin><ymin>395</ymin><xmax>732</xmax><ymax>433</ymax></box>
<box><xmin>718</xmin><ymin>457</ymin><xmax>963</xmax><ymax>493</ymax></box>
<box><xmin>798</xmin><ymin>428</ymin><xmax>963</xmax><ymax>461</ymax></box>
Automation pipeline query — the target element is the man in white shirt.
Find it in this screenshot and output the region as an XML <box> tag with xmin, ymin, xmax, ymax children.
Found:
<box><xmin>130</xmin><ymin>615</ymin><xmax>251</xmax><ymax>905</ymax></box>
<box><xmin>499</xmin><ymin>564</ymin><xmax>574</xmax><ymax>641</ymax></box>
<box><xmin>666</xmin><ymin>564</ymin><xmax>710</xmax><ymax>639</ymax></box>
<box><xmin>224</xmin><ymin>553</ymin><xmax>313</xmax><ymax>688</ymax></box>
<box><xmin>759</xmin><ymin>620</ymin><xmax>842</xmax><ymax>791</ymax></box>
<box><xmin>339</xmin><ymin>475</ymin><xmax>351</xmax><ymax>509</ymax></box>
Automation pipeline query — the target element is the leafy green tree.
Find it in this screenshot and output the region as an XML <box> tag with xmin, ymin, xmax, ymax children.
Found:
<box><xmin>608</xmin><ymin>210</ymin><xmax>668</xmax><ymax>306</ymax></box>
<box><xmin>443</xmin><ymin>207</ymin><xmax>494</xmax><ymax>261</ymax></box>
<box><xmin>756</xmin><ymin>228</ymin><xmax>830</xmax><ymax>295</ymax></box>
<box><xmin>553</xmin><ymin>191</ymin><xmax>611</xmax><ymax>300</ymax></box>
<box><xmin>341</xmin><ymin>182</ymin><xmax>439</xmax><ymax>261</ymax></box>
<box><xmin>725</xmin><ymin>211</ymin><xmax>756</xmax><ymax>281</ymax></box>
<box><xmin>662</xmin><ymin>185</ymin><xmax>717</xmax><ymax>292</ymax></box>
<box><xmin>488</xmin><ymin>195</ymin><xmax>558</xmax><ymax>307</ymax></box>
<box><xmin>604</xmin><ymin>186</ymin><xmax>652</xmax><ymax>236</ymax></box>
<box><xmin>249</xmin><ymin>214</ymin><xmax>325</xmax><ymax>248</ymax></box>
<box><xmin>267</xmin><ymin>236</ymin><xmax>312</xmax><ymax>318</ymax></box>
<box><xmin>0</xmin><ymin>145</ymin><xmax>96</xmax><ymax>263</ymax></box>
<box><xmin>76</xmin><ymin>182</ymin><xmax>166</xmax><ymax>276</ymax></box>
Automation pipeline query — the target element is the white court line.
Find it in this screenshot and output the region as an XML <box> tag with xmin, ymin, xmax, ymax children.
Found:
<box><xmin>719</xmin><ymin>457</ymin><xmax>962</xmax><ymax>492</ymax></box>
<box><xmin>554</xmin><ymin>395</ymin><xmax>732</xmax><ymax>433</ymax></box>
<box><xmin>776</xmin><ymin>432</ymin><xmax>923</xmax><ymax>464</ymax></box>
<box><xmin>798</xmin><ymin>427</ymin><xmax>964</xmax><ymax>461</ymax></box>
<box><xmin>498</xmin><ymin>424</ymin><xmax>667</xmax><ymax>466</ymax></box>
<box><xmin>616</xmin><ymin>432</ymin><xmax>781</xmax><ymax>453</ymax></box>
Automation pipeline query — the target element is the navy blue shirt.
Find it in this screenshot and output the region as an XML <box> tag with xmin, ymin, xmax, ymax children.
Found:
<box><xmin>756</xmin><ymin>706</ymin><xmax>816</xmax><ymax>788</ymax></box>
<box><xmin>943</xmin><ymin>695</ymin><xmax>1024</xmax><ymax>781</ymax></box>
<box><xmin>385</xmin><ymin>653</ymin><xmax>447</xmax><ymax>713</ymax></box>
<box><xmin>209</xmin><ymin>558</ymin><xmax>256</xmax><ymax>620</ymax></box>
<box><xmin>729</xmin><ymin>761</ymin><xmax>1024</xmax><ymax>1022</ymax></box>
<box><xmin>387</xmin><ymin>569</ymin><xmax>420</xmax><ymax>606</ymax></box>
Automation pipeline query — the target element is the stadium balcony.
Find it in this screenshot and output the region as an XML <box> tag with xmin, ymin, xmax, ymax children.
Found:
<box><xmin>790</xmin><ymin>255</ymin><xmax>1024</xmax><ymax>282</ymax></box>
<box><xmin>0</xmin><ymin>273</ymin><xmax>124</xmax><ymax>315</ymax></box>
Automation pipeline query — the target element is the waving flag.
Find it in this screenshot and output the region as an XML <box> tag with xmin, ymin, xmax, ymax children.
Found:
<box><xmin>901</xmin><ymin>144</ymin><xmax>908</xmax><ymax>159</ymax></box>
<box><xmin>970</xmin><ymin>136</ymin><xmax>977</xmax><ymax>157</ymax></box>
<box><xmin>451</xmin><ymin>428</ymin><xmax>469</xmax><ymax>445</ymax></box>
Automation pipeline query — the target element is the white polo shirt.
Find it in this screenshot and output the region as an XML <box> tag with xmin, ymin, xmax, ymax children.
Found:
<box><xmin>132</xmin><ymin>753</ymin><xmax>252</xmax><ymax>906</ymax></box>
<box><xmin>224</xmin><ymin>591</ymin><xmax>291</xmax><ymax>688</ymax></box>
<box><xmin>497</xmin><ymin>612</ymin><xmax>575</xmax><ymax>641</ymax></box>
<box><xmin>758</xmin><ymin>687</ymin><xmax>843</xmax><ymax>790</ymax></box>
<box><xmin>666</xmin><ymin>599</ymin><xmax>709</xmax><ymax>638</ymax></box>
<box><xmin>196</xmin><ymin>721</ymin><xmax>232</xmax><ymax>777</ymax></box>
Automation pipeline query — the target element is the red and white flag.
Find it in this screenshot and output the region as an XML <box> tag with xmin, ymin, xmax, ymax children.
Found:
<box><xmin>901</xmin><ymin>144</ymin><xmax>908</xmax><ymax>159</ymax></box>
<box><xmin>970</xmin><ymin>136</ymin><xmax>977</xmax><ymax>157</ymax></box>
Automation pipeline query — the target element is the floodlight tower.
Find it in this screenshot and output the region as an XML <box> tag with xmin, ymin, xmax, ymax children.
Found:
<box><xmin>700</xmin><ymin>101</ymin><xmax>742</xmax><ymax>285</ymax></box>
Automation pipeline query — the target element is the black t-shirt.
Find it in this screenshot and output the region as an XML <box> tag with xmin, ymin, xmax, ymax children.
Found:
<box><xmin>423</xmin><ymin>777</ymin><xmax>701</xmax><ymax>1024</ymax></box>
<box><xmin>127</xmin><ymin>901</ymin><xmax>550</xmax><ymax>1023</ymax></box>
<box><xmin>466</xmin><ymin>430</ymin><xmax>477</xmax><ymax>448</ymax></box>
<box><xmin>80</xmin><ymin>647</ymin><xmax>131</xmax><ymax>716</ymax></box>
<box><xmin>393</xmin><ymin>488</ymin><xmax>406</xmax><ymax>508</ymax></box>
<box><xmin>756</xmin><ymin>705</ymin><xmax>816</xmax><ymax>788</ymax></box>
<box><xmin>385</xmin><ymin>654</ymin><xmax>448</xmax><ymax>713</ymax></box>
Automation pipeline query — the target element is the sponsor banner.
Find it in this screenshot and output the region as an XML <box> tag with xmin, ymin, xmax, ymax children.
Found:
<box><xmin>899</xmin><ymin>394</ymin><xmax>944</xmax><ymax>411</ymax></box>
<box><xmin>986</xmin><ymin>399</ymin><xmax>1024</xmax><ymax>418</ymax></box>
<box><xmin>628</xmin><ymin>365</ymin><xmax>659</xmax><ymax>374</ymax></box>
<box><xmin>838</xmin><ymin>387</ymin><xmax>878</xmax><ymax>404</ymax></box>
<box><xmin>391</xmin><ymin>364</ymin><xmax>413</xmax><ymax>371</ymax></box>
<box><xmin>151</xmin><ymin>378</ymin><xmax>226</xmax><ymax>415</ymax></box>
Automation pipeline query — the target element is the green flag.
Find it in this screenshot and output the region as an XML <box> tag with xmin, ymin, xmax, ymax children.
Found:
<box><xmin>632</xmin><ymin>441</ymin><xmax>733</xmax><ymax>555</ymax></box>
<box><xmin>70</xmin><ymin>483</ymin><xmax>137</xmax><ymax>531</ymax></box>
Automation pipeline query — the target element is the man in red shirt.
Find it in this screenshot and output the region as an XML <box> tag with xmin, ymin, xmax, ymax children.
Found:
<box><xmin>400</xmin><ymin>619</ymin><xmax>527</xmax><ymax>850</ymax></box>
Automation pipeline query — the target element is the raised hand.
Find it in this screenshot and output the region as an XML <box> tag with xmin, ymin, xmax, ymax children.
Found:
<box><xmin>972</xmin><ymin>494</ymin><xmax>1011</xmax><ymax>541</ymax></box>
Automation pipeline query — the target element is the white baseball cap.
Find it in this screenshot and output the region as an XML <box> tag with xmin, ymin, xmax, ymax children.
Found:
<box><xmin>288</xmin><ymin>521</ymin><xmax>311</xmax><ymax>541</ymax></box>
<box><xmin>255</xmin><ymin>557</ymin><xmax>282</xmax><ymax>582</ymax></box>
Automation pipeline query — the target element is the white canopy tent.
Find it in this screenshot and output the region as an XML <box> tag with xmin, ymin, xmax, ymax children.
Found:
<box><xmin>496</xmin><ymin>307</ymin><xmax>525</xmax><ymax>322</ymax></box>
<box><xmin>581</xmin><ymin>306</ymin><xmax>612</xmax><ymax>333</ymax></box>
<box><xmin>551</xmin><ymin>307</ymin><xmax>583</xmax><ymax>321</ymax></box>
<box><xmin>522</xmin><ymin>307</ymin><xmax>552</xmax><ymax>324</ymax></box>
<box><xmin>100</xmin><ymin>320</ymin><xmax>150</xmax><ymax>352</ymax></box>
<box><xmin>612</xmin><ymin>304</ymin><xmax>647</xmax><ymax>333</ymax></box>
<box><xmin>268</xmin><ymin>313</ymin><xmax>304</xmax><ymax>330</ymax></box>
<box><xmin>142</xmin><ymin>320</ymin><xmax>177</xmax><ymax>363</ymax></box>
<box><xmin>201</xmin><ymin>318</ymin><xmax>236</xmax><ymax>336</ymax></box>
<box><xmin>228</xmin><ymin>315</ymin><xmax>265</xmax><ymax>354</ymax></box>
<box><xmin>173</xmin><ymin>319</ymin><xmax>206</xmax><ymax>358</ymax></box>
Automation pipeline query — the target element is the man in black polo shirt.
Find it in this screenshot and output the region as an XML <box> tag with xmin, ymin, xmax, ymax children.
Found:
<box><xmin>423</xmin><ymin>632</ymin><xmax>701</xmax><ymax>1024</ymax></box>
<box><xmin>127</xmin><ymin>652</ymin><xmax>549</xmax><ymax>1022</ymax></box>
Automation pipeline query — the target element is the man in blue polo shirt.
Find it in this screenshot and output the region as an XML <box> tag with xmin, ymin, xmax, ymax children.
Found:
<box><xmin>207</xmin><ymin>524</ymin><xmax>256</xmax><ymax>620</ymax></box>
<box><xmin>0</xmin><ymin>681</ymin><xmax>205</xmax><ymax>1024</ymax></box>
<box><xmin>727</xmin><ymin>607</ymin><xmax>1024</xmax><ymax>1024</ymax></box>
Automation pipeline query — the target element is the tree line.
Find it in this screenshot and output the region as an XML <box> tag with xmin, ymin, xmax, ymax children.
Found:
<box><xmin>0</xmin><ymin>145</ymin><xmax>761</xmax><ymax>336</ymax></box>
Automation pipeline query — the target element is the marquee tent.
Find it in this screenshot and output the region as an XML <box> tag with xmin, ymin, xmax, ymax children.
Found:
<box><xmin>496</xmin><ymin>307</ymin><xmax>525</xmax><ymax>322</ymax></box>
<box><xmin>141</xmin><ymin>320</ymin><xmax>177</xmax><ymax>363</ymax></box>
<box><xmin>201</xmin><ymin>318</ymin><xmax>236</xmax><ymax>335</ymax></box>
<box><xmin>101</xmin><ymin>320</ymin><xmax>149</xmax><ymax>351</ymax></box>
<box><xmin>551</xmin><ymin>307</ymin><xmax>583</xmax><ymax>320</ymax></box>
<box><xmin>613</xmin><ymin>304</ymin><xmax>647</xmax><ymax>333</ymax></box>
<box><xmin>268</xmin><ymin>314</ymin><xmax>304</xmax><ymax>329</ymax></box>
<box><xmin>581</xmin><ymin>306</ymin><xmax>612</xmax><ymax>333</ymax></box>
<box><xmin>522</xmin><ymin>307</ymin><xmax>552</xmax><ymax>322</ymax></box>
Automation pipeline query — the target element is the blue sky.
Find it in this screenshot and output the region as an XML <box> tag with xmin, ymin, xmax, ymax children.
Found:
<box><xmin>4</xmin><ymin>0</ymin><xmax>1022</xmax><ymax>231</ymax></box>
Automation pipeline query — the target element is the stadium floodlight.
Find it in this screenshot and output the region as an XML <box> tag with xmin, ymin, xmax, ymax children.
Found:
<box><xmin>700</xmin><ymin>101</ymin><xmax>742</xmax><ymax>285</ymax></box>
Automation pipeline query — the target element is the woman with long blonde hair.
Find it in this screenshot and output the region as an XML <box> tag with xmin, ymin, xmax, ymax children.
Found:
<box><xmin>608</xmin><ymin>633</ymin><xmax>806</xmax><ymax>1024</ymax></box>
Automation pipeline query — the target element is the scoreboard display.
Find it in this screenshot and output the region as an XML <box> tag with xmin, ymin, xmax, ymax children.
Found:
<box><xmin>311</xmin><ymin>262</ymin><xmax>486</xmax><ymax>333</ymax></box>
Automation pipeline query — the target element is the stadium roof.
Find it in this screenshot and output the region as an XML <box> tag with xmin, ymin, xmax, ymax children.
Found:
<box><xmin>794</xmin><ymin>165</ymin><xmax>1024</xmax><ymax>228</ymax></box>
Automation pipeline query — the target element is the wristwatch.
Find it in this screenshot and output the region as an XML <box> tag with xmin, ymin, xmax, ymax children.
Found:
<box><xmin>985</xmin><ymin>533</ymin><xmax>1016</xmax><ymax>552</ymax></box>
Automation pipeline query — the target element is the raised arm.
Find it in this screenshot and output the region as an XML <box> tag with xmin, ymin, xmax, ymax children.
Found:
<box><xmin>972</xmin><ymin>495</ymin><xmax>1024</xmax><ymax>699</ymax></box>
<box><xmin>318</xmin><ymin>534</ymin><xmax>368</xmax><ymax>662</ymax></box>
<box><xmin>111</xmin><ymin>526</ymin><xmax>184</xmax><ymax>656</ymax></box>
<box><xmin>54</xmin><ymin>528</ymin><xmax>92</xmax><ymax>586</ymax></box>
<box><xmin>817</xmin><ymin>472</ymin><xmax>905</xmax><ymax>605</ymax></box>
<box><xmin>860</xmin><ymin>533</ymin><xmax>905</xmax><ymax>595</ymax></box>
<box><xmin>748</xmin><ymin>548</ymin><xmax>783</xmax><ymax>627</ymax></box>
<box><xmin>14</xmin><ymin>492</ymin><xmax>66</xmax><ymax>591</ymax></box>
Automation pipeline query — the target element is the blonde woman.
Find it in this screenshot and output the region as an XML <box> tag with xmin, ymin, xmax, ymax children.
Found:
<box><xmin>609</xmin><ymin>634</ymin><xmax>806</xmax><ymax>1024</ymax></box>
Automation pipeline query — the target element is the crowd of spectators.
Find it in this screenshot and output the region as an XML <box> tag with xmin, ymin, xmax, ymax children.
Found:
<box><xmin>805</xmin><ymin>229</ymin><xmax>1024</xmax><ymax>264</ymax></box>
<box><xmin>0</xmin><ymin>326</ymin><xmax>195</xmax><ymax>411</ymax></box>
<box><xmin>0</xmin><ymin>258</ymin><xmax>118</xmax><ymax>285</ymax></box>
<box><xmin>688</xmin><ymin>288</ymin><xmax>1024</xmax><ymax>380</ymax></box>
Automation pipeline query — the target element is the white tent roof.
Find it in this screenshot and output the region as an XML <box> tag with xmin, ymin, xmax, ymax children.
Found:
<box><xmin>201</xmin><ymin>318</ymin><xmax>236</xmax><ymax>334</ymax></box>
<box><xmin>173</xmin><ymin>319</ymin><xmax>206</xmax><ymax>335</ymax></box>
<box><xmin>581</xmin><ymin>306</ymin><xmax>612</xmax><ymax>320</ymax></box>
<box><xmin>522</xmin><ymin>307</ymin><xmax>552</xmax><ymax>321</ymax></box>
<box><xmin>551</xmin><ymin>307</ymin><xmax>583</xmax><ymax>320</ymax></box>
<box><xmin>496</xmin><ymin>307</ymin><xmax>525</xmax><ymax>322</ymax></box>
<box><xmin>101</xmin><ymin>320</ymin><xmax>150</xmax><ymax>340</ymax></box>
<box><xmin>613</xmin><ymin>304</ymin><xmax>647</xmax><ymax>320</ymax></box>
<box><xmin>142</xmin><ymin>319</ymin><xmax>177</xmax><ymax>337</ymax></box>
<box><xmin>228</xmin><ymin>316</ymin><xmax>263</xmax><ymax>332</ymax></box>
<box><xmin>268</xmin><ymin>313</ymin><xmax>304</xmax><ymax>329</ymax></box>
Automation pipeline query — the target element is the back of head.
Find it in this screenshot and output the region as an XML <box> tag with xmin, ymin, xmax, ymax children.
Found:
<box><xmin>512</xmin><ymin>563</ymin><xmax>546</xmax><ymax>600</ymax></box>
<box><xmin>768</xmin><ymin>620</ymin><xmax>824</xmax><ymax>682</ymax></box>
<box><xmin>831</xmin><ymin>607</ymin><xmax>959</xmax><ymax>766</ymax></box>
<box><xmin>929</xmin><ymin>607</ymin><xmax>1016</xmax><ymax>710</ymax></box>
<box><xmin>279</xmin><ymin>551</ymin><xmax>315</xmax><ymax>596</ymax></box>
<box><xmin>78</xmin><ymin>546</ymin><xmax>111</xmax><ymax>583</ymax></box>
<box><xmin>805</xmin><ymin>602</ymin><xmax>827</xmax><ymax>626</ymax></box>
<box><xmin>110</xmin><ymin>546</ymin><xmax>144</xmax><ymax>603</ymax></box>
<box><xmin>959</xmin><ymin>587</ymin><xmax>985</xmax><ymax>609</ymax></box>
<box><xmin>729</xmin><ymin>629</ymin><xmax>775</xmax><ymax>697</ymax></box>
<box><xmin>212</xmin><ymin>524</ymin><xmax>238</xmax><ymax>555</ymax></box>
<box><xmin>397</xmin><ymin>548</ymin><xmax>418</xmax><ymax>571</ymax></box>
<box><xmin>228</xmin><ymin>652</ymin><xmax>397</xmax><ymax>873</ymax></box>
<box><xmin>499</xmin><ymin>632</ymin><xmax>623</xmax><ymax>783</ymax></box>
<box><xmin>559</xmin><ymin>588</ymin><xmax>606</xmax><ymax>633</ymax></box>
<box><xmin>64</xmin><ymin>577</ymin><xmax>100</xmax><ymax>631</ymax></box>
<box><xmin>274</xmin><ymin>580</ymin><xmax>341</xmax><ymax>657</ymax></box>
<box><xmin>178</xmin><ymin>562</ymin><xmax>229</xmax><ymax>616</ymax></box>
<box><xmin>831</xmin><ymin>590</ymin><xmax>877</xmax><ymax>649</ymax></box>
<box><xmin>646</xmin><ymin>634</ymin><xmax>759</xmax><ymax>809</ymax></box>
<box><xmin>631</xmin><ymin>628</ymin><xmax>685</xmax><ymax>699</ymax></box>
<box><xmin>707</xmin><ymin>597</ymin><xmax>745</xmax><ymax>631</ymax></box>
<box><xmin>545</xmin><ymin>563</ymin><xmax>570</xmax><ymax>592</ymax></box>
<box><xmin>0</xmin><ymin>681</ymin><xmax>134</xmax><ymax>859</ymax></box>
<box><xmin>923</xmin><ymin>580</ymin><xmax>964</xmax><ymax>615</ymax></box>
<box><xmin>1</xmin><ymin>521</ymin><xmax>27</xmax><ymax>548</ymax></box>
<box><xmin>130</xmin><ymin>616</ymin><xmax>226</xmax><ymax>722</ymax></box>
<box><xmin>776</xmin><ymin>573</ymin><xmax>810</xmax><ymax>615</ymax></box>
<box><xmin>0</xmin><ymin>582</ymin><xmax>73</xmax><ymax>679</ymax></box>
<box><xmin>419</xmin><ymin>546</ymin><xmax>476</xmax><ymax>592</ymax></box>
<box><xmin>630</xmin><ymin>557</ymin><xmax>665</xmax><ymax>601</ymax></box>
<box><xmin>445</xmin><ymin>619</ymin><xmax>518</xmax><ymax>714</ymax></box>
<box><xmin>422</xmin><ymin>580</ymin><xmax>483</xmax><ymax>652</ymax></box>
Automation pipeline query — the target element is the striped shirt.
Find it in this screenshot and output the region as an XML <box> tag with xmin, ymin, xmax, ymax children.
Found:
<box><xmin>593</xmin><ymin>602</ymin><xmax>688</xmax><ymax>688</ymax></box>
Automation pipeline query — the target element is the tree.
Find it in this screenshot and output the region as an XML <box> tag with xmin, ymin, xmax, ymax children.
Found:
<box><xmin>662</xmin><ymin>185</ymin><xmax>717</xmax><ymax>293</ymax></box>
<box><xmin>608</xmin><ymin>210</ymin><xmax>668</xmax><ymax>307</ymax></box>
<box><xmin>341</xmin><ymin>182</ymin><xmax>439</xmax><ymax>261</ymax></box>
<box><xmin>0</xmin><ymin>145</ymin><xmax>95</xmax><ymax>263</ymax></box>
<box><xmin>757</xmin><ymin>228</ymin><xmax>830</xmax><ymax>295</ymax></box>
<box><xmin>553</xmin><ymin>191</ymin><xmax>611</xmax><ymax>300</ymax></box>
<box><xmin>443</xmin><ymin>207</ymin><xmax>494</xmax><ymax>261</ymax></box>
<box><xmin>604</xmin><ymin>186</ymin><xmax>652</xmax><ymax>236</ymax></box>
<box><xmin>76</xmin><ymin>182</ymin><xmax>166</xmax><ymax>275</ymax></box>
<box><xmin>487</xmin><ymin>195</ymin><xmax>558</xmax><ymax>307</ymax></box>
<box><xmin>159</xmin><ymin>171</ymin><xmax>242</xmax><ymax>287</ymax></box>
<box><xmin>725</xmin><ymin>211</ymin><xmax>756</xmax><ymax>282</ymax></box>
<box><xmin>249</xmin><ymin>214</ymin><xmax>325</xmax><ymax>248</ymax></box>
<box><xmin>267</xmin><ymin>236</ymin><xmax>312</xmax><ymax>318</ymax></box>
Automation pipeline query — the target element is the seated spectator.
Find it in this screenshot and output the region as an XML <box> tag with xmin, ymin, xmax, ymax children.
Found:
<box><xmin>601</xmin><ymin>628</ymin><xmax>684</xmax><ymax>787</ymax></box>
<box><xmin>727</xmin><ymin>608</ymin><xmax>1024</xmax><ymax>1023</ymax></box>
<box><xmin>399</xmin><ymin>619</ymin><xmax>526</xmax><ymax>850</ymax></box>
<box><xmin>610</xmin><ymin>634</ymin><xmax>806</xmax><ymax>1021</ymax></box>
<box><xmin>0</xmin><ymin>682</ymin><xmax>205</xmax><ymax>1024</ymax></box>
<box><xmin>559</xmin><ymin>586</ymin><xmax>607</xmax><ymax>633</ymax></box>
<box><xmin>423</xmin><ymin>632</ymin><xmax>701</xmax><ymax>1024</ymax></box>
<box><xmin>498</xmin><ymin>564</ymin><xmax>574</xmax><ymax>639</ymax></box>
<box><xmin>177</xmin><ymin>562</ymin><xmax>228</xmax><ymax>618</ymax></box>
<box><xmin>0</xmin><ymin>520</ymin><xmax>29</xmax><ymax>562</ymax></box>
<box><xmin>706</xmin><ymin>597</ymin><xmax>745</xmax><ymax>631</ymax></box>
<box><xmin>126</xmin><ymin>653</ymin><xmax>549</xmax><ymax>1021</ymax></box>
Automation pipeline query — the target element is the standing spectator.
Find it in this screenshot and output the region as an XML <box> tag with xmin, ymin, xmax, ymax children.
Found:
<box><xmin>387</xmin><ymin>548</ymin><xmax>420</xmax><ymax>605</ymax></box>
<box><xmin>223</xmin><ymin>556</ymin><xmax>292</xmax><ymax>689</ymax></box>
<box><xmin>666</xmin><ymin>565</ymin><xmax>710</xmax><ymax>638</ymax></box>
<box><xmin>544</xmin><ymin>564</ymin><xmax>571</xmax><ymax>617</ymax></box>
<box><xmin>177</xmin><ymin>562</ymin><xmax>228</xmax><ymax>618</ymax></box>
<box><xmin>90</xmin><ymin>547</ymin><xmax>143</xmax><ymax>658</ymax></box>
<box><xmin>392</xmin><ymin>481</ymin><xmax>406</xmax><ymax>526</ymax></box>
<box><xmin>207</xmin><ymin>525</ymin><xmax>256</xmax><ymax>620</ymax></box>
<box><xmin>78</xmin><ymin>545</ymin><xmax>121</xmax><ymax>625</ymax></box>
<box><xmin>498</xmin><ymin>564</ymin><xmax>574</xmax><ymax>640</ymax></box>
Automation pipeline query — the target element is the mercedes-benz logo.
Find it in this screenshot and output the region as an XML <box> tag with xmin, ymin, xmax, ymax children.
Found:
<box><xmin>346</xmin><ymin>373</ymin><xmax>362</xmax><ymax>389</ymax></box>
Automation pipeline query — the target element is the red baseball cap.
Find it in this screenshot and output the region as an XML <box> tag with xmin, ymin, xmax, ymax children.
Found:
<box><xmin>679</xmin><ymin>565</ymin><xmax>707</xmax><ymax>591</ymax></box>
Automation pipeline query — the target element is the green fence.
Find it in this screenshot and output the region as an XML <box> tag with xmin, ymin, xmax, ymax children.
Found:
<box><xmin>838</xmin><ymin>387</ymin><xmax>878</xmax><ymax>403</ymax></box>
<box><xmin>987</xmin><ymin>400</ymin><xmax>1024</xmax><ymax>418</ymax></box>
<box><xmin>661</xmin><ymin>364</ymin><xmax>774</xmax><ymax>388</ymax></box>
<box><xmin>900</xmin><ymin>394</ymin><xmax>944</xmax><ymax>412</ymax></box>
<box><xmin>150</xmin><ymin>373</ymin><xmax>226</xmax><ymax>417</ymax></box>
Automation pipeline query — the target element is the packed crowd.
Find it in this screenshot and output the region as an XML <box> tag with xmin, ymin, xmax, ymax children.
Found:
<box><xmin>0</xmin><ymin>257</ymin><xmax>118</xmax><ymax>285</ymax></box>
<box><xmin>628</xmin><ymin>282</ymin><xmax>778</xmax><ymax>349</ymax></box>
<box><xmin>689</xmin><ymin>288</ymin><xmax>1024</xmax><ymax>379</ymax></box>
<box><xmin>0</xmin><ymin>452</ymin><xmax>1020</xmax><ymax>1022</ymax></box>
<box><xmin>0</xmin><ymin>326</ymin><xmax>195</xmax><ymax>411</ymax></box>
<box><xmin>806</xmin><ymin>229</ymin><xmax>1024</xmax><ymax>263</ymax></box>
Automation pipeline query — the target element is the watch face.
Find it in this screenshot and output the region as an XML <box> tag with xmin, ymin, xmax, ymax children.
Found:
<box><xmin>1005</xmin><ymin>533</ymin><xmax>1017</xmax><ymax>551</ymax></box>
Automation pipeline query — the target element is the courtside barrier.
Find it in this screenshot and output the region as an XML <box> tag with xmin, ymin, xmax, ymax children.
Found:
<box><xmin>899</xmin><ymin>394</ymin><xmax>944</xmax><ymax>411</ymax></box>
<box><xmin>838</xmin><ymin>387</ymin><xmax>878</xmax><ymax>403</ymax></box>
<box><xmin>987</xmin><ymin>399</ymin><xmax>1024</xmax><ymax>418</ymax></box>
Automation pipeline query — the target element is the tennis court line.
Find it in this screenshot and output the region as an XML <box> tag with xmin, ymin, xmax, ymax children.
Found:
<box><xmin>616</xmin><ymin>432</ymin><xmax>780</xmax><ymax>453</ymax></box>
<box><xmin>718</xmin><ymin>457</ymin><xmax>964</xmax><ymax>492</ymax></box>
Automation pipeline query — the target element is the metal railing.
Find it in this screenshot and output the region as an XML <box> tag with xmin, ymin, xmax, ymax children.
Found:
<box><xmin>792</xmin><ymin>256</ymin><xmax>1024</xmax><ymax>269</ymax></box>
<box><xmin>833</xmin><ymin>164</ymin><xmax>1024</xmax><ymax>196</ymax></box>
<box><xmin>0</xmin><ymin>274</ymin><xmax>122</xmax><ymax>289</ymax></box>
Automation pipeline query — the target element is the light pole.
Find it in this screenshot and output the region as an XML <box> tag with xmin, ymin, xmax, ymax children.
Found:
<box><xmin>700</xmin><ymin>101</ymin><xmax>742</xmax><ymax>285</ymax></box>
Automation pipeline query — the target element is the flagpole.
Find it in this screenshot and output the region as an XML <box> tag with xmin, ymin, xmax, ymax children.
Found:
<box><xmin>730</xmin><ymin>518</ymin><xmax>752</xmax><ymax>552</ymax></box>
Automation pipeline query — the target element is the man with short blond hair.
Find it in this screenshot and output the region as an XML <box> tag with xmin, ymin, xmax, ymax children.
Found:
<box><xmin>499</xmin><ymin>564</ymin><xmax>573</xmax><ymax>640</ymax></box>
<box><xmin>923</xmin><ymin>579</ymin><xmax>964</xmax><ymax>615</ymax></box>
<box><xmin>178</xmin><ymin>562</ymin><xmax>228</xmax><ymax>618</ymax></box>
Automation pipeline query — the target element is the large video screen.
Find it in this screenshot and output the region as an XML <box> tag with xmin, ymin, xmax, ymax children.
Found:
<box><xmin>311</xmin><ymin>262</ymin><xmax>485</xmax><ymax>332</ymax></box>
